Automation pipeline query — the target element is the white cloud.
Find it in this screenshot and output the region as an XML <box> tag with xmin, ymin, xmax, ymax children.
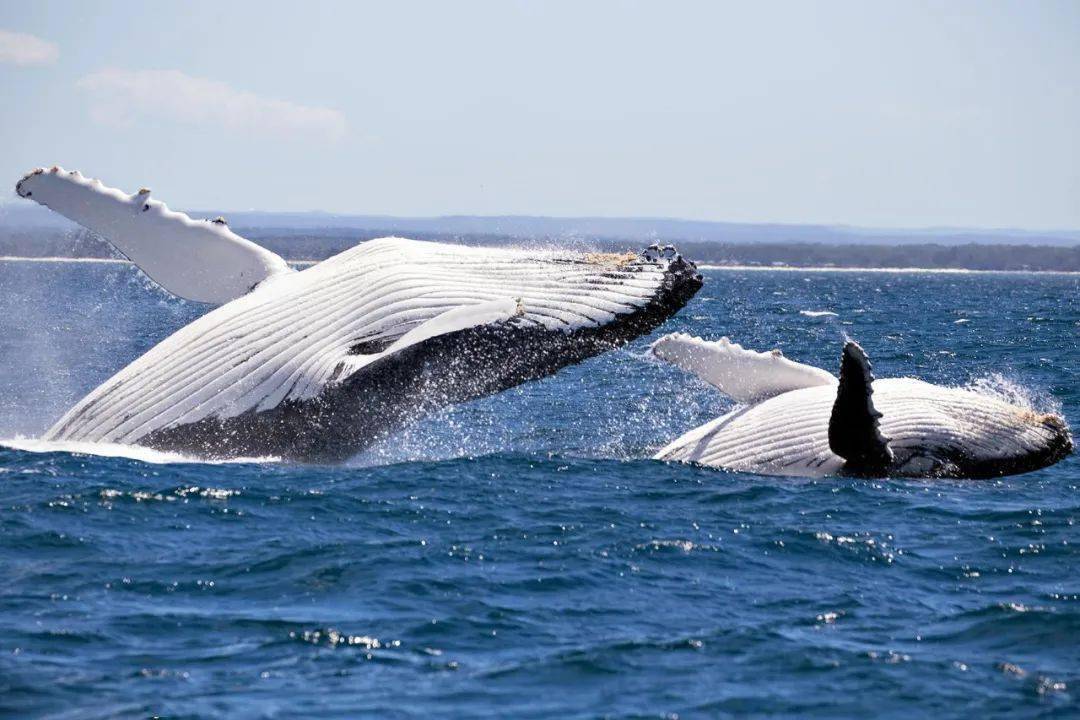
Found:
<box><xmin>0</xmin><ymin>29</ymin><xmax>59</xmax><ymax>66</ymax></box>
<box><xmin>77</xmin><ymin>68</ymin><xmax>346</xmax><ymax>141</ymax></box>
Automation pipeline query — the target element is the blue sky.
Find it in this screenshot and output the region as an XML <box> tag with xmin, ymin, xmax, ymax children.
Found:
<box><xmin>1</xmin><ymin>0</ymin><xmax>1077</xmax><ymax>229</ymax></box>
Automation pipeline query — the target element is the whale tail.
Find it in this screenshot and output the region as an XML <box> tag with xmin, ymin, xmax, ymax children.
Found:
<box><xmin>828</xmin><ymin>341</ymin><xmax>894</xmax><ymax>474</ymax></box>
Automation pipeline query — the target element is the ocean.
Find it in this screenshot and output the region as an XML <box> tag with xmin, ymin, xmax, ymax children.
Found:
<box><xmin>1</xmin><ymin>259</ymin><xmax>1077</xmax><ymax>718</ymax></box>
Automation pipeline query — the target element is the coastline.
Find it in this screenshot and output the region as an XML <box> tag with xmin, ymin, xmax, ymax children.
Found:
<box><xmin>3</xmin><ymin>255</ymin><xmax>1076</xmax><ymax>276</ymax></box>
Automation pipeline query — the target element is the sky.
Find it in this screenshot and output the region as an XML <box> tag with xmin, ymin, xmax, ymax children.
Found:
<box><xmin>0</xmin><ymin>0</ymin><xmax>1077</xmax><ymax>229</ymax></box>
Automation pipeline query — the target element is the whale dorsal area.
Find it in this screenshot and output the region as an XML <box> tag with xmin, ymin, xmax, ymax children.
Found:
<box><xmin>650</xmin><ymin>333</ymin><xmax>836</xmax><ymax>403</ymax></box>
<box><xmin>15</xmin><ymin>167</ymin><xmax>292</xmax><ymax>304</ymax></box>
<box><xmin>827</xmin><ymin>341</ymin><xmax>894</xmax><ymax>473</ymax></box>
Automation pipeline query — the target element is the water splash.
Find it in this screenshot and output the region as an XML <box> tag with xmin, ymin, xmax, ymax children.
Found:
<box><xmin>965</xmin><ymin>373</ymin><xmax>1062</xmax><ymax>415</ymax></box>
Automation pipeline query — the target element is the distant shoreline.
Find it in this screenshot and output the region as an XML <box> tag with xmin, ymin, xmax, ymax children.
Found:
<box><xmin>4</xmin><ymin>227</ymin><xmax>1076</xmax><ymax>272</ymax></box>
<box><xmin>3</xmin><ymin>255</ymin><xmax>1076</xmax><ymax>276</ymax></box>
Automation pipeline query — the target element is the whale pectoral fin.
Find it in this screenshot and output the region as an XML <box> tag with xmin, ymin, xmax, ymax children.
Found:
<box><xmin>382</xmin><ymin>298</ymin><xmax>523</xmax><ymax>357</ymax></box>
<box><xmin>828</xmin><ymin>341</ymin><xmax>894</xmax><ymax>474</ymax></box>
<box><xmin>650</xmin><ymin>333</ymin><xmax>836</xmax><ymax>403</ymax></box>
<box><xmin>15</xmin><ymin>166</ymin><xmax>292</xmax><ymax>304</ymax></box>
<box><xmin>332</xmin><ymin>298</ymin><xmax>524</xmax><ymax>384</ymax></box>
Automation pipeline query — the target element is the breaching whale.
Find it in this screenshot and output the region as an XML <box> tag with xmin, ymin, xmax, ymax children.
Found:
<box><xmin>651</xmin><ymin>334</ymin><xmax>1072</xmax><ymax>478</ymax></box>
<box><xmin>16</xmin><ymin>166</ymin><xmax>702</xmax><ymax>462</ymax></box>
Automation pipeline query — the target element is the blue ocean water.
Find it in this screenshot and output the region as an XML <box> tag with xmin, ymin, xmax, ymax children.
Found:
<box><xmin>0</xmin><ymin>259</ymin><xmax>1077</xmax><ymax>718</ymax></box>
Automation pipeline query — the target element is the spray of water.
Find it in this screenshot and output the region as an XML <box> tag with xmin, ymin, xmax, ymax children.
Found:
<box><xmin>0</xmin><ymin>258</ymin><xmax>197</xmax><ymax>438</ymax></box>
<box><xmin>965</xmin><ymin>372</ymin><xmax>1062</xmax><ymax>415</ymax></box>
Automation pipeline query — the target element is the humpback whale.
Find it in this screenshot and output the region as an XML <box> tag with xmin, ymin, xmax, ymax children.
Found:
<box><xmin>651</xmin><ymin>334</ymin><xmax>1072</xmax><ymax>478</ymax></box>
<box><xmin>16</xmin><ymin>166</ymin><xmax>702</xmax><ymax>462</ymax></box>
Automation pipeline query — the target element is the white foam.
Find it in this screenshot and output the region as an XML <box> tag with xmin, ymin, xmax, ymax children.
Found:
<box><xmin>1</xmin><ymin>437</ymin><xmax>278</xmax><ymax>465</ymax></box>
<box><xmin>0</xmin><ymin>256</ymin><xmax>319</xmax><ymax>269</ymax></box>
<box><xmin>0</xmin><ymin>255</ymin><xmax>130</xmax><ymax>264</ymax></box>
<box><xmin>800</xmin><ymin>310</ymin><xmax>838</xmax><ymax>318</ymax></box>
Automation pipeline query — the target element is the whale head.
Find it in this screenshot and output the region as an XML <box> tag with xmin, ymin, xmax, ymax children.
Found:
<box><xmin>884</xmin><ymin>389</ymin><xmax>1073</xmax><ymax>479</ymax></box>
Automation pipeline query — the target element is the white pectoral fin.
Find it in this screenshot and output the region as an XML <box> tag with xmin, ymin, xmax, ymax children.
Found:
<box><xmin>333</xmin><ymin>297</ymin><xmax>523</xmax><ymax>382</ymax></box>
<box><xmin>384</xmin><ymin>297</ymin><xmax>522</xmax><ymax>355</ymax></box>
<box><xmin>15</xmin><ymin>166</ymin><xmax>291</xmax><ymax>304</ymax></box>
<box><xmin>650</xmin><ymin>333</ymin><xmax>836</xmax><ymax>403</ymax></box>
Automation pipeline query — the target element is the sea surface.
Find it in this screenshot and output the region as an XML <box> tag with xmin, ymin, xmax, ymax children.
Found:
<box><xmin>0</xmin><ymin>259</ymin><xmax>1077</xmax><ymax>718</ymax></box>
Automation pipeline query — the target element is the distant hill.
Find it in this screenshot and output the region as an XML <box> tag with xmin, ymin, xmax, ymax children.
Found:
<box><xmin>2</xmin><ymin>202</ymin><xmax>1078</xmax><ymax>247</ymax></box>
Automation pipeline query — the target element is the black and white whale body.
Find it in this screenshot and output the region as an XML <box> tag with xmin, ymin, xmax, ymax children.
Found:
<box><xmin>17</xmin><ymin>167</ymin><xmax>702</xmax><ymax>462</ymax></box>
<box><xmin>651</xmin><ymin>334</ymin><xmax>1072</xmax><ymax>478</ymax></box>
